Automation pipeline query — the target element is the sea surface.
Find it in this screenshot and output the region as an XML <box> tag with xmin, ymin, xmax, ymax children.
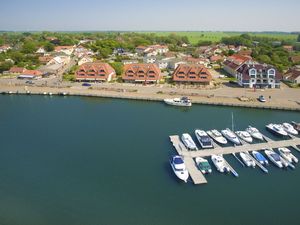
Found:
<box><xmin>0</xmin><ymin>95</ymin><xmax>300</xmax><ymax>225</ymax></box>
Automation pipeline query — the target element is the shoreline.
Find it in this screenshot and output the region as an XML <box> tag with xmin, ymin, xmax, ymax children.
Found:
<box><xmin>1</xmin><ymin>84</ymin><xmax>300</xmax><ymax>112</ymax></box>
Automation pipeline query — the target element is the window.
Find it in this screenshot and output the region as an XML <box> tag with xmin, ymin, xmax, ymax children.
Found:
<box><xmin>189</xmin><ymin>76</ymin><xmax>196</xmax><ymax>79</ymax></box>
<box><xmin>200</xmin><ymin>76</ymin><xmax>207</xmax><ymax>79</ymax></box>
<box><xmin>268</xmin><ymin>69</ymin><xmax>275</xmax><ymax>78</ymax></box>
<box><xmin>138</xmin><ymin>75</ymin><xmax>144</xmax><ymax>78</ymax></box>
<box><xmin>179</xmin><ymin>76</ymin><xmax>185</xmax><ymax>79</ymax></box>
<box><xmin>148</xmin><ymin>75</ymin><xmax>155</xmax><ymax>78</ymax></box>
<box><xmin>148</xmin><ymin>70</ymin><xmax>155</xmax><ymax>74</ymax></box>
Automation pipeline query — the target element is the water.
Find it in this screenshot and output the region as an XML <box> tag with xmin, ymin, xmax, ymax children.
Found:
<box><xmin>0</xmin><ymin>95</ymin><xmax>299</xmax><ymax>225</ymax></box>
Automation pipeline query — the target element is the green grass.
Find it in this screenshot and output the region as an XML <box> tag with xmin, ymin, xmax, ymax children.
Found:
<box><xmin>139</xmin><ymin>31</ymin><xmax>298</xmax><ymax>44</ymax></box>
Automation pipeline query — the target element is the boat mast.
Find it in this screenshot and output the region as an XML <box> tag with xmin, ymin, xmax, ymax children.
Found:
<box><xmin>231</xmin><ymin>112</ymin><xmax>234</xmax><ymax>132</ymax></box>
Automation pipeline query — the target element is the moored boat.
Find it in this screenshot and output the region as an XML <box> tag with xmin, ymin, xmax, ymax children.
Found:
<box><xmin>164</xmin><ymin>97</ymin><xmax>192</xmax><ymax>107</ymax></box>
<box><xmin>170</xmin><ymin>155</ymin><xmax>189</xmax><ymax>182</ymax></box>
<box><xmin>246</xmin><ymin>126</ymin><xmax>264</xmax><ymax>141</ymax></box>
<box><xmin>195</xmin><ymin>157</ymin><xmax>212</xmax><ymax>174</ymax></box>
<box><xmin>278</xmin><ymin>148</ymin><xmax>298</xmax><ymax>164</ymax></box>
<box><xmin>264</xmin><ymin>149</ymin><xmax>283</xmax><ymax>168</ymax></box>
<box><xmin>235</xmin><ymin>131</ymin><xmax>253</xmax><ymax>143</ymax></box>
<box><xmin>291</xmin><ymin>121</ymin><xmax>300</xmax><ymax>132</ymax></box>
<box><xmin>266</xmin><ymin>124</ymin><xmax>288</xmax><ymax>137</ymax></box>
<box><xmin>221</xmin><ymin>128</ymin><xmax>241</xmax><ymax>145</ymax></box>
<box><xmin>282</xmin><ymin>123</ymin><xmax>298</xmax><ymax>135</ymax></box>
<box><xmin>252</xmin><ymin>151</ymin><xmax>268</xmax><ymax>165</ymax></box>
<box><xmin>207</xmin><ymin>129</ymin><xmax>227</xmax><ymax>145</ymax></box>
<box><xmin>195</xmin><ymin>130</ymin><xmax>213</xmax><ymax>149</ymax></box>
<box><xmin>211</xmin><ymin>155</ymin><xmax>230</xmax><ymax>173</ymax></box>
<box><xmin>181</xmin><ymin>133</ymin><xmax>197</xmax><ymax>150</ymax></box>
<box><xmin>239</xmin><ymin>152</ymin><xmax>255</xmax><ymax>167</ymax></box>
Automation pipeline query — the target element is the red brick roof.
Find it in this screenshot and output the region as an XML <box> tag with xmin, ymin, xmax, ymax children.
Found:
<box><xmin>122</xmin><ymin>63</ymin><xmax>161</xmax><ymax>82</ymax></box>
<box><xmin>172</xmin><ymin>64</ymin><xmax>212</xmax><ymax>83</ymax></box>
<box><xmin>39</xmin><ymin>56</ymin><xmax>54</xmax><ymax>63</ymax></box>
<box><xmin>76</xmin><ymin>62</ymin><xmax>116</xmax><ymax>81</ymax></box>
<box><xmin>23</xmin><ymin>70</ymin><xmax>43</xmax><ymax>76</ymax></box>
<box><xmin>223</xmin><ymin>54</ymin><xmax>252</xmax><ymax>70</ymax></box>
<box><xmin>55</xmin><ymin>46</ymin><xmax>74</xmax><ymax>51</ymax></box>
<box><xmin>284</xmin><ymin>67</ymin><xmax>300</xmax><ymax>81</ymax></box>
<box><xmin>9</xmin><ymin>67</ymin><xmax>26</xmax><ymax>73</ymax></box>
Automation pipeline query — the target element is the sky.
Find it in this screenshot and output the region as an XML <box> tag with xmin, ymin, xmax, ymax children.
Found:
<box><xmin>0</xmin><ymin>0</ymin><xmax>299</xmax><ymax>32</ymax></box>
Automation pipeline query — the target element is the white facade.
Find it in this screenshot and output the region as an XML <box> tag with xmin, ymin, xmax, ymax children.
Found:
<box><xmin>78</xmin><ymin>56</ymin><xmax>93</xmax><ymax>66</ymax></box>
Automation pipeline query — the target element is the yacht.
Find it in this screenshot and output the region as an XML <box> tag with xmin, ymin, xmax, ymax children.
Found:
<box><xmin>235</xmin><ymin>131</ymin><xmax>253</xmax><ymax>143</ymax></box>
<box><xmin>239</xmin><ymin>152</ymin><xmax>256</xmax><ymax>167</ymax></box>
<box><xmin>266</xmin><ymin>124</ymin><xmax>288</xmax><ymax>137</ymax></box>
<box><xmin>282</xmin><ymin>123</ymin><xmax>298</xmax><ymax>135</ymax></box>
<box><xmin>278</xmin><ymin>148</ymin><xmax>298</xmax><ymax>164</ymax></box>
<box><xmin>195</xmin><ymin>130</ymin><xmax>213</xmax><ymax>149</ymax></box>
<box><xmin>264</xmin><ymin>149</ymin><xmax>283</xmax><ymax>168</ymax></box>
<box><xmin>252</xmin><ymin>151</ymin><xmax>268</xmax><ymax>165</ymax></box>
<box><xmin>170</xmin><ymin>155</ymin><xmax>189</xmax><ymax>182</ymax></box>
<box><xmin>291</xmin><ymin>121</ymin><xmax>300</xmax><ymax>132</ymax></box>
<box><xmin>164</xmin><ymin>97</ymin><xmax>192</xmax><ymax>107</ymax></box>
<box><xmin>246</xmin><ymin>126</ymin><xmax>264</xmax><ymax>141</ymax></box>
<box><xmin>221</xmin><ymin>128</ymin><xmax>241</xmax><ymax>145</ymax></box>
<box><xmin>195</xmin><ymin>157</ymin><xmax>212</xmax><ymax>174</ymax></box>
<box><xmin>181</xmin><ymin>133</ymin><xmax>197</xmax><ymax>150</ymax></box>
<box><xmin>211</xmin><ymin>155</ymin><xmax>230</xmax><ymax>173</ymax></box>
<box><xmin>207</xmin><ymin>130</ymin><xmax>228</xmax><ymax>145</ymax></box>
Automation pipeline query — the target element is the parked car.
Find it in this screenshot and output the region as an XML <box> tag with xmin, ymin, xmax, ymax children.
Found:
<box><xmin>25</xmin><ymin>80</ymin><xmax>34</xmax><ymax>84</ymax></box>
<box><xmin>82</xmin><ymin>82</ymin><xmax>92</xmax><ymax>87</ymax></box>
<box><xmin>258</xmin><ymin>95</ymin><xmax>266</xmax><ymax>102</ymax></box>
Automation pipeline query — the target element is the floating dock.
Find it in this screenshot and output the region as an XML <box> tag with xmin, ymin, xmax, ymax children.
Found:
<box><xmin>169</xmin><ymin>135</ymin><xmax>300</xmax><ymax>184</ymax></box>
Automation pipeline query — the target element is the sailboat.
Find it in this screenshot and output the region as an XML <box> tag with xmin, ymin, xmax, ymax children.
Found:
<box><xmin>222</xmin><ymin>113</ymin><xmax>241</xmax><ymax>145</ymax></box>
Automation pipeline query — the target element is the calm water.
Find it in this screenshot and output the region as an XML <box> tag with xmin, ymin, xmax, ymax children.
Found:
<box><xmin>0</xmin><ymin>95</ymin><xmax>300</xmax><ymax>225</ymax></box>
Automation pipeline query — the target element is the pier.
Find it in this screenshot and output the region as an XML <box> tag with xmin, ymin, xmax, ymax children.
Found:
<box><xmin>169</xmin><ymin>135</ymin><xmax>300</xmax><ymax>185</ymax></box>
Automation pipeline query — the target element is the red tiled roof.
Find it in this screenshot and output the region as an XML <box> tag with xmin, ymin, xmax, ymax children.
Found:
<box><xmin>172</xmin><ymin>64</ymin><xmax>212</xmax><ymax>83</ymax></box>
<box><xmin>76</xmin><ymin>62</ymin><xmax>116</xmax><ymax>81</ymax></box>
<box><xmin>122</xmin><ymin>63</ymin><xmax>161</xmax><ymax>82</ymax></box>
<box><xmin>55</xmin><ymin>46</ymin><xmax>74</xmax><ymax>51</ymax></box>
<box><xmin>23</xmin><ymin>70</ymin><xmax>43</xmax><ymax>76</ymax></box>
<box><xmin>9</xmin><ymin>67</ymin><xmax>25</xmax><ymax>73</ymax></box>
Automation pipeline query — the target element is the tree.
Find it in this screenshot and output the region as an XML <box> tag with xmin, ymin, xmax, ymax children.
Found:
<box><xmin>44</xmin><ymin>42</ymin><xmax>54</xmax><ymax>52</ymax></box>
<box><xmin>21</xmin><ymin>41</ymin><xmax>37</xmax><ymax>54</ymax></box>
<box><xmin>298</xmin><ymin>34</ymin><xmax>300</xmax><ymax>42</ymax></box>
<box><xmin>0</xmin><ymin>61</ymin><xmax>13</xmax><ymax>73</ymax></box>
<box><xmin>110</xmin><ymin>62</ymin><xmax>123</xmax><ymax>76</ymax></box>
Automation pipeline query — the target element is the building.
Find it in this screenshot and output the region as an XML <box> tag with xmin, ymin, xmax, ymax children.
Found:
<box><xmin>122</xmin><ymin>60</ymin><xmax>139</xmax><ymax>65</ymax></box>
<box><xmin>223</xmin><ymin>54</ymin><xmax>252</xmax><ymax>77</ymax></box>
<box><xmin>75</xmin><ymin>62</ymin><xmax>116</xmax><ymax>82</ymax></box>
<box><xmin>36</xmin><ymin>47</ymin><xmax>46</xmax><ymax>54</ymax></box>
<box><xmin>143</xmin><ymin>56</ymin><xmax>157</xmax><ymax>64</ymax></box>
<box><xmin>290</xmin><ymin>55</ymin><xmax>300</xmax><ymax>64</ymax></box>
<box><xmin>136</xmin><ymin>45</ymin><xmax>169</xmax><ymax>56</ymax></box>
<box><xmin>78</xmin><ymin>56</ymin><xmax>93</xmax><ymax>66</ymax></box>
<box><xmin>283</xmin><ymin>45</ymin><xmax>293</xmax><ymax>52</ymax></box>
<box><xmin>39</xmin><ymin>56</ymin><xmax>54</xmax><ymax>64</ymax></box>
<box><xmin>283</xmin><ymin>66</ymin><xmax>300</xmax><ymax>84</ymax></box>
<box><xmin>236</xmin><ymin>63</ymin><xmax>281</xmax><ymax>88</ymax></box>
<box><xmin>8</xmin><ymin>67</ymin><xmax>26</xmax><ymax>74</ymax></box>
<box><xmin>47</xmin><ymin>56</ymin><xmax>70</xmax><ymax>66</ymax></box>
<box><xmin>18</xmin><ymin>70</ymin><xmax>43</xmax><ymax>79</ymax></box>
<box><xmin>156</xmin><ymin>60</ymin><xmax>168</xmax><ymax>70</ymax></box>
<box><xmin>0</xmin><ymin>45</ymin><xmax>11</xmax><ymax>53</ymax></box>
<box><xmin>54</xmin><ymin>46</ymin><xmax>74</xmax><ymax>55</ymax></box>
<box><xmin>122</xmin><ymin>63</ymin><xmax>161</xmax><ymax>83</ymax></box>
<box><xmin>172</xmin><ymin>64</ymin><xmax>212</xmax><ymax>85</ymax></box>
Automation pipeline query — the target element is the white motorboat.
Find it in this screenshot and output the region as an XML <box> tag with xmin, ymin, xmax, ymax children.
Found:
<box><xmin>246</xmin><ymin>126</ymin><xmax>264</xmax><ymax>141</ymax></box>
<box><xmin>291</xmin><ymin>121</ymin><xmax>300</xmax><ymax>132</ymax></box>
<box><xmin>282</xmin><ymin>123</ymin><xmax>298</xmax><ymax>135</ymax></box>
<box><xmin>235</xmin><ymin>131</ymin><xmax>253</xmax><ymax>143</ymax></box>
<box><xmin>239</xmin><ymin>152</ymin><xmax>256</xmax><ymax>167</ymax></box>
<box><xmin>264</xmin><ymin>149</ymin><xmax>283</xmax><ymax>168</ymax></box>
<box><xmin>278</xmin><ymin>148</ymin><xmax>298</xmax><ymax>163</ymax></box>
<box><xmin>207</xmin><ymin>129</ymin><xmax>227</xmax><ymax>145</ymax></box>
<box><xmin>195</xmin><ymin>157</ymin><xmax>212</xmax><ymax>174</ymax></box>
<box><xmin>170</xmin><ymin>155</ymin><xmax>189</xmax><ymax>182</ymax></box>
<box><xmin>164</xmin><ymin>97</ymin><xmax>192</xmax><ymax>107</ymax></box>
<box><xmin>211</xmin><ymin>155</ymin><xmax>230</xmax><ymax>173</ymax></box>
<box><xmin>221</xmin><ymin>128</ymin><xmax>241</xmax><ymax>145</ymax></box>
<box><xmin>266</xmin><ymin>124</ymin><xmax>288</xmax><ymax>137</ymax></box>
<box><xmin>252</xmin><ymin>151</ymin><xmax>268</xmax><ymax>165</ymax></box>
<box><xmin>195</xmin><ymin>130</ymin><xmax>213</xmax><ymax>149</ymax></box>
<box><xmin>181</xmin><ymin>133</ymin><xmax>197</xmax><ymax>150</ymax></box>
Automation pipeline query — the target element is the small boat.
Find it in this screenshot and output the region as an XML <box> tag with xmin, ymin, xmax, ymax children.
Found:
<box><xmin>195</xmin><ymin>157</ymin><xmax>212</xmax><ymax>174</ymax></box>
<box><xmin>252</xmin><ymin>151</ymin><xmax>268</xmax><ymax>165</ymax></box>
<box><xmin>291</xmin><ymin>121</ymin><xmax>300</xmax><ymax>132</ymax></box>
<box><xmin>58</xmin><ymin>92</ymin><xmax>68</xmax><ymax>96</ymax></box>
<box><xmin>235</xmin><ymin>131</ymin><xmax>253</xmax><ymax>143</ymax></box>
<box><xmin>164</xmin><ymin>97</ymin><xmax>192</xmax><ymax>107</ymax></box>
<box><xmin>221</xmin><ymin>128</ymin><xmax>241</xmax><ymax>145</ymax></box>
<box><xmin>211</xmin><ymin>155</ymin><xmax>230</xmax><ymax>173</ymax></box>
<box><xmin>26</xmin><ymin>90</ymin><xmax>31</xmax><ymax>94</ymax></box>
<box><xmin>246</xmin><ymin>126</ymin><xmax>264</xmax><ymax>141</ymax></box>
<box><xmin>181</xmin><ymin>133</ymin><xmax>197</xmax><ymax>150</ymax></box>
<box><xmin>195</xmin><ymin>130</ymin><xmax>213</xmax><ymax>149</ymax></box>
<box><xmin>207</xmin><ymin>129</ymin><xmax>227</xmax><ymax>145</ymax></box>
<box><xmin>239</xmin><ymin>152</ymin><xmax>255</xmax><ymax>167</ymax></box>
<box><xmin>48</xmin><ymin>92</ymin><xmax>53</xmax><ymax>96</ymax></box>
<box><xmin>282</xmin><ymin>123</ymin><xmax>298</xmax><ymax>135</ymax></box>
<box><xmin>264</xmin><ymin>149</ymin><xmax>283</xmax><ymax>168</ymax></box>
<box><xmin>8</xmin><ymin>91</ymin><xmax>13</xmax><ymax>94</ymax></box>
<box><xmin>266</xmin><ymin>124</ymin><xmax>288</xmax><ymax>137</ymax></box>
<box><xmin>43</xmin><ymin>92</ymin><xmax>48</xmax><ymax>95</ymax></box>
<box><xmin>170</xmin><ymin>155</ymin><xmax>189</xmax><ymax>182</ymax></box>
<box><xmin>278</xmin><ymin>148</ymin><xmax>298</xmax><ymax>164</ymax></box>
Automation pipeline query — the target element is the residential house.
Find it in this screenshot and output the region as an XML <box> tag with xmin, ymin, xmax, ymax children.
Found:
<box><xmin>122</xmin><ymin>63</ymin><xmax>161</xmax><ymax>83</ymax></box>
<box><xmin>168</xmin><ymin>59</ymin><xmax>186</xmax><ymax>70</ymax></box>
<box><xmin>209</xmin><ymin>55</ymin><xmax>224</xmax><ymax>63</ymax></box>
<box><xmin>74</xmin><ymin>46</ymin><xmax>94</xmax><ymax>58</ymax></box>
<box><xmin>36</xmin><ymin>47</ymin><xmax>46</xmax><ymax>54</ymax></box>
<box><xmin>290</xmin><ymin>55</ymin><xmax>300</xmax><ymax>64</ymax></box>
<box><xmin>156</xmin><ymin>60</ymin><xmax>168</xmax><ymax>70</ymax></box>
<box><xmin>223</xmin><ymin>54</ymin><xmax>252</xmax><ymax>77</ymax></box>
<box><xmin>122</xmin><ymin>60</ymin><xmax>139</xmax><ymax>65</ymax></box>
<box><xmin>18</xmin><ymin>70</ymin><xmax>43</xmax><ymax>79</ymax></box>
<box><xmin>76</xmin><ymin>62</ymin><xmax>116</xmax><ymax>82</ymax></box>
<box><xmin>184</xmin><ymin>57</ymin><xmax>210</xmax><ymax>67</ymax></box>
<box><xmin>283</xmin><ymin>66</ymin><xmax>300</xmax><ymax>84</ymax></box>
<box><xmin>136</xmin><ymin>45</ymin><xmax>169</xmax><ymax>56</ymax></box>
<box><xmin>172</xmin><ymin>64</ymin><xmax>212</xmax><ymax>85</ymax></box>
<box><xmin>8</xmin><ymin>67</ymin><xmax>26</xmax><ymax>74</ymax></box>
<box><xmin>78</xmin><ymin>56</ymin><xmax>93</xmax><ymax>66</ymax></box>
<box><xmin>47</xmin><ymin>56</ymin><xmax>70</xmax><ymax>66</ymax></box>
<box><xmin>54</xmin><ymin>46</ymin><xmax>74</xmax><ymax>55</ymax></box>
<box><xmin>143</xmin><ymin>56</ymin><xmax>157</xmax><ymax>64</ymax></box>
<box><xmin>236</xmin><ymin>63</ymin><xmax>281</xmax><ymax>88</ymax></box>
<box><xmin>39</xmin><ymin>56</ymin><xmax>54</xmax><ymax>64</ymax></box>
<box><xmin>0</xmin><ymin>45</ymin><xmax>11</xmax><ymax>53</ymax></box>
<box><xmin>283</xmin><ymin>45</ymin><xmax>293</xmax><ymax>52</ymax></box>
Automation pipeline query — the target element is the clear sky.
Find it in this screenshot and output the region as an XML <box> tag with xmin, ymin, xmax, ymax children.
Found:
<box><xmin>0</xmin><ymin>0</ymin><xmax>299</xmax><ymax>31</ymax></box>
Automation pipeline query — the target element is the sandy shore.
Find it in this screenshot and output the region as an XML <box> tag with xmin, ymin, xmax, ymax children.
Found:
<box><xmin>1</xmin><ymin>82</ymin><xmax>300</xmax><ymax>111</ymax></box>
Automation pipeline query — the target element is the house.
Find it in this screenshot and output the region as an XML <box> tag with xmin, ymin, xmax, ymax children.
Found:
<box><xmin>168</xmin><ymin>59</ymin><xmax>186</xmax><ymax>70</ymax></box>
<box><xmin>283</xmin><ymin>45</ymin><xmax>293</xmax><ymax>52</ymax></box>
<box><xmin>39</xmin><ymin>56</ymin><xmax>54</xmax><ymax>64</ymax></box>
<box><xmin>209</xmin><ymin>55</ymin><xmax>224</xmax><ymax>63</ymax></box>
<box><xmin>156</xmin><ymin>60</ymin><xmax>168</xmax><ymax>70</ymax></box>
<box><xmin>47</xmin><ymin>56</ymin><xmax>70</xmax><ymax>66</ymax></box>
<box><xmin>184</xmin><ymin>57</ymin><xmax>210</xmax><ymax>67</ymax></box>
<box><xmin>18</xmin><ymin>70</ymin><xmax>43</xmax><ymax>79</ymax></box>
<box><xmin>136</xmin><ymin>45</ymin><xmax>169</xmax><ymax>56</ymax></box>
<box><xmin>236</xmin><ymin>63</ymin><xmax>281</xmax><ymax>88</ymax></box>
<box><xmin>290</xmin><ymin>55</ymin><xmax>300</xmax><ymax>64</ymax></box>
<box><xmin>76</xmin><ymin>62</ymin><xmax>116</xmax><ymax>82</ymax></box>
<box><xmin>54</xmin><ymin>46</ymin><xmax>74</xmax><ymax>55</ymax></box>
<box><xmin>36</xmin><ymin>47</ymin><xmax>46</xmax><ymax>54</ymax></box>
<box><xmin>283</xmin><ymin>66</ymin><xmax>300</xmax><ymax>84</ymax></box>
<box><xmin>0</xmin><ymin>45</ymin><xmax>11</xmax><ymax>53</ymax></box>
<box><xmin>39</xmin><ymin>64</ymin><xmax>63</xmax><ymax>75</ymax></box>
<box><xmin>78</xmin><ymin>56</ymin><xmax>93</xmax><ymax>66</ymax></box>
<box><xmin>122</xmin><ymin>63</ymin><xmax>161</xmax><ymax>83</ymax></box>
<box><xmin>223</xmin><ymin>54</ymin><xmax>252</xmax><ymax>77</ymax></box>
<box><xmin>74</xmin><ymin>46</ymin><xmax>94</xmax><ymax>58</ymax></box>
<box><xmin>8</xmin><ymin>67</ymin><xmax>26</xmax><ymax>74</ymax></box>
<box><xmin>143</xmin><ymin>56</ymin><xmax>157</xmax><ymax>64</ymax></box>
<box><xmin>122</xmin><ymin>60</ymin><xmax>139</xmax><ymax>65</ymax></box>
<box><xmin>135</xmin><ymin>46</ymin><xmax>148</xmax><ymax>54</ymax></box>
<box><xmin>172</xmin><ymin>64</ymin><xmax>212</xmax><ymax>84</ymax></box>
